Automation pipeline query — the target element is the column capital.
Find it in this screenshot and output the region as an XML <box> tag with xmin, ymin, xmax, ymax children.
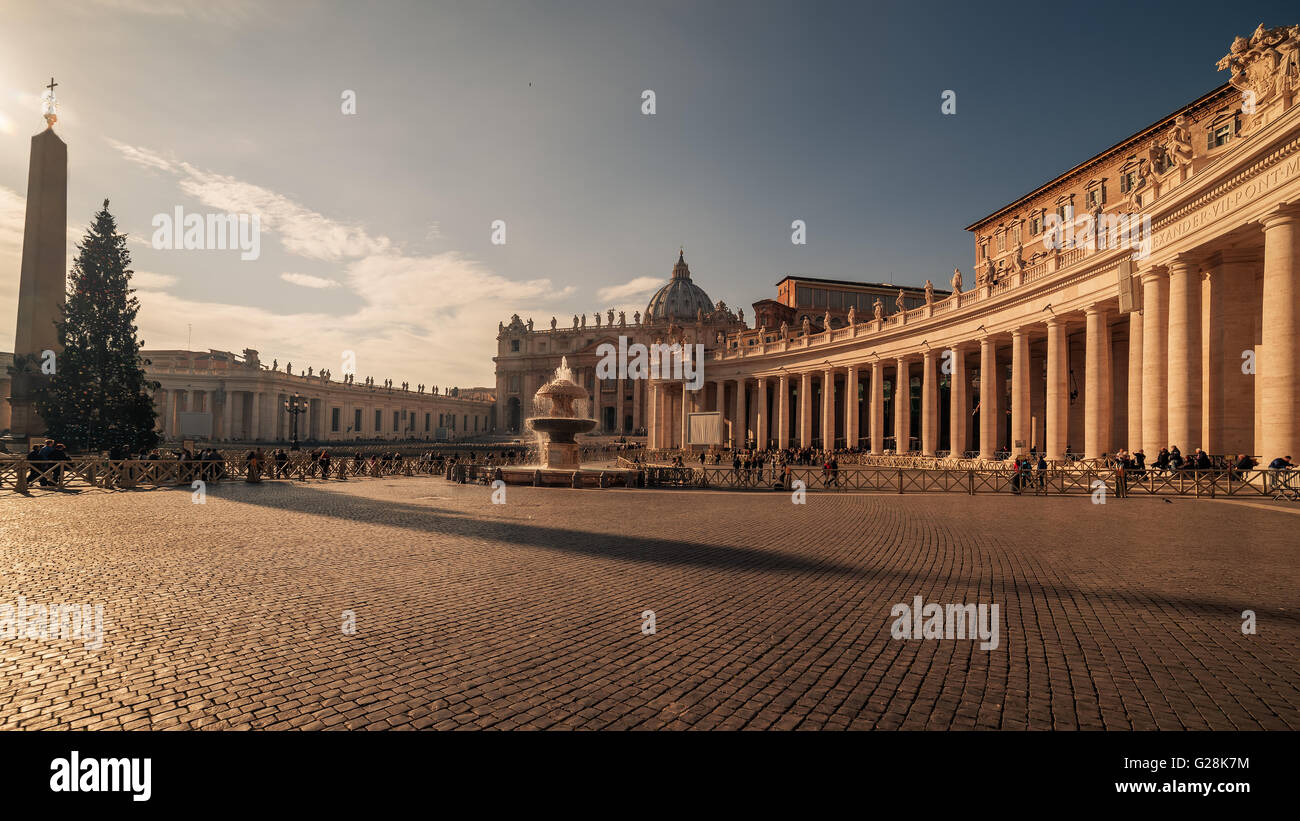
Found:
<box><xmin>1083</xmin><ymin>302</ymin><xmax>1107</xmax><ymax>317</ymax></box>
<box><xmin>1139</xmin><ymin>265</ymin><xmax>1168</xmax><ymax>284</ymax></box>
<box><xmin>1260</xmin><ymin>202</ymin><xmax>1300</xmax><ymax>231</ymax></box>
<box><xmin>1166</xmin><ymin>252</ymin><xmax>1201</xmax><ymax>273</ymax></box>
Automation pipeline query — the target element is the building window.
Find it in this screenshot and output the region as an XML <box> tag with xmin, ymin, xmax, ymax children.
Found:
<box><xmin>393</xmin><ymin>411</ymin><xmax>400</xmax><ymax>431</ymax></box>
<box><xmin>1209</xmin><ymin>123</ymin><xmax>1231</xmax><ymax>148</ymax></box>
<box><xmin>1029</xmin><ymin>213</ymin><xmax>1042</xmax><ymax>235</ymax></box>
<box><xmin>510</xmin><ymin>339</ymin><xmax>520</xmax><ymax>352</ymax></box>
<box><xmin>996</xmin><ymin>232</ymin><xmax>1005</xmax><ymax>252</ymax></box>
<box><xmin>354</xmin><ymin>408</ymin><xmax>362</xmax><ymax>431</ymax></box>
<box><xmin>1011</xmin><ymin>224</ymin><xmax>1021</xmax><ymax>246</ymax></box>
<box><xmin>331</xmin><ymin>408</ymin><xmax>340</xmax><ymax>433</ymax></box>
<box><xmin>1120</xmin><ymin>170</ymin><xmax>1137</xmax><ymax>193</ymax></box>
<box><xmin>425</xmin><ymin>413</ymin><xmax>430</xmax><ymax>432</ymax></box>
<box><xmin>1086</xmin><ymin>184</ymin><xmax>1105</xmax><ymax>209</ymax></box>
<box><xmin>795</xmin><ymin>286</ymin><xmax>812</xmax><ymax>305</ymax></box>
<box><xmin>980</xmin><ymin>241</ymin><xmax>988</xmax><ymax>260</ymax></box>
<box><xmin>375</xmin><ymin>409</ymin><xmax>382</xmax><ymax>431</ymax></box>
<box><xmin>509</xmin><ymin>374</ymin><xmax>520</xmax><ymax>392</ymax></box>
<box><xmin>812</xmin><ymin>289</ymin><xmax>827</xmax><ymax>308</ymax></box>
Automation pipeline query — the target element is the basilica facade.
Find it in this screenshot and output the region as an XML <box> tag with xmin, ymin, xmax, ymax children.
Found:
<box><xmin>493</xmin><ymin>251</ymin><xmax>746</xmax><ymax>435</ymax></box>
<box><xmin>643</xmin><ymin>25</ymin><xmax>1300</xmax><ymax>463</ymax></box>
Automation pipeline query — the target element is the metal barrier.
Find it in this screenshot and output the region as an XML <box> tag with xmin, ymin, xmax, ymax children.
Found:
<box><xmin>2</xmin><ymin>454</ymin><xmax>1292</xmax><ymax>501</ymax></box>
<box><xmin>635</xmin><ymin>462</ymin><xmax>1295</xmax><ymax>499</ymax></box>
<box><xmin>0</xmin><ymin>455</ymin><xmax>447</xmax><ymax>493</ymax></box>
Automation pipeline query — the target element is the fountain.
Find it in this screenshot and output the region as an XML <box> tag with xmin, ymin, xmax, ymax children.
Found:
<box><xmin>527</xmin><ymin>357</ymin><xmax>596</xmax><ymax>469</ymax></box>
<box><xmin>486</xmin><ymin>357</ymin><xmax>639</xmax><ymax>488</ymax></box>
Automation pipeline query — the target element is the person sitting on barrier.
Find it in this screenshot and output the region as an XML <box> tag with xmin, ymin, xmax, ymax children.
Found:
<box><xmin>1130</xmin><ymin>449</ymin><xmax>1146</xmax><ymax>478</ymax></box>
<box><xmin>1169</xmin><ymin>445</ymin><xmax>1184</xmax><ymax>471</ymax></box>
<box><xmin>1194</xmin><ymin>448</ymin><xmax>1212</xmax><ymax>471</ymax></box>
<box><xmin>49</xmin><ymin>443</ymin><xmax>70</xmax><ymax>485</ymax></box>
<box><xmin>1231</xmin><ymin>453</ymin><xmax>1255</xmax><ymax>480</ymax></box>
<box><xmin>25</xmin><ymin>442</ymin><xmax>44</xmax><ymax>486</ymax></box>
<box><xmin>1154</xmin><ymin>447</ymin><xmax>1170</xmax><ymax>474</ymax></box>
<box><xmin>34</xmin><ymin>439</ymin><xmax>56</xmax><ymax>486</ymax></box>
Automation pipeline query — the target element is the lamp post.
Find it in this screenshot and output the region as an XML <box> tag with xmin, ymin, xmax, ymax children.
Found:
<box><xmin>284</xmin><ymin>393</ymin><xmax>308</xmax><ymax>451</ymax></box>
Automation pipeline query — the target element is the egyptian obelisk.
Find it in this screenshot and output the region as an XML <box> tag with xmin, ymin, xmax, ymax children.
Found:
<box><xmin>9</xmin><ymin>79</ymin><xmax>67</xmax><ymax>439</ymax></box>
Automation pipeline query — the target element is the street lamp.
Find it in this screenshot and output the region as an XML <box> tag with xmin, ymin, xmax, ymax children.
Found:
<box><xmin>283</xmin><ymin>393</ymin><xmax>308</xmax><ymax>451</ymax></box>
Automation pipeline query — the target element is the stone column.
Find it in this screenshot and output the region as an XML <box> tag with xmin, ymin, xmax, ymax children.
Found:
<box><xmin>777</xmin><ymin>374</ymin><xmax>790</xmax><ymax>449</ymax></box>
<box><xmin>821</xmin><ymin>367</ymin><xmax>835</xmax><ymax>449</ymax></box>
<box><xmin>158</xmin><ymin>389</ymin><xmax>172</xmax><ymax>439</ymax></box>
<box><xmin>756</xmin><ymin>378</ymin><xmax>768</xmax><ymax>449</ymax></box>
<box><xmin>870</xmin><ymin>360</ymin><xmax>884</xmax><ymax>455</ymax></box>
<box><xmin>949</xmin><ymin>346</ymin><xmax>967</xmax><ymax>458</ymax></box>
<box><xmin>979</xmin><ymin>337</ymin><xmax>998</xmax><ymax>460</ymax></box>
<box><xmin>845</xmin><ymin>365</ymin><xmax>859</xmax><ymax>449</ymax></box>
<box><xmin>921</xmin><ymin>350</ymin><xmax>938</xmax><ymax>456</ymax></box>
<box><xmin>894</xmin><ymin>357</ymin><xmax>910</xmax><ymax>453</ymax></box>
<box><xmin>1126</xmin><ymin>310</ymin><xmax>1143</xmax><ymax>453</ymax></box>
<box><xmin>1261</xmin><ymin>209</ymin><xmax>1300</xmax><ymax>462</ymax></box>
<box><xmin>1046</xmin><ymin>318</ymin><xmax>1068</xmax><ymax>461</ymax></box>
<box><xmin>1010</xmin><ymin>330</ymin><xmax>1030</xmax><ymax>456</ymax></box>
<box><xmin>1166</xmin><ymin>256</ymin><xmax>1201</xmax><ymax>452</ymax></box>
<box><xmin>1214</xmin><ymin>250</ymin><xmax>1258</xmax><ymax>456</ymax></box>
<box><xmin>680</xmin><ymin>384</ymin><xmax>690</xmax><ymax>450</ymax></box>
<box><xmin>1141</xmin><ymin>267</ymin><xmax>1169</xmax><ymax>455</ymax></box>
<box><xmin>632</xmin><ymin>378</ymin><xmax>643</xmax><ymax>433</ymax></box>
<box><xmin>647</xmin><ymin>383</ymin><xmax>658</xmax><ymax>449</ymax></box>
<box><xmin>733</xmin><ymin>378</ymin><xmax>747</xmax><ymax>449</ymax></box>
<box><xmin>799</xmin><ymin>371</ymin><xmax>812</xmax><ymax>448</ymax></box>
<box><xmin>221</xmin><ymin>391</ymin><xmax>234</xmax><ymax>441</ymax></box>
<box><xmin>616</xmin><ymin>377</ymin><xmax>625</xmax><ymax>433</ymax></box>
<box><xmin>1085</xmin><ymin>305</ymin><xmax>1113</xmax><ymax>458</ymax></box>
<box><xmin>250</xmin><ymin>391</ymin><xmax>262</xmax><ymax>441</ymax></box>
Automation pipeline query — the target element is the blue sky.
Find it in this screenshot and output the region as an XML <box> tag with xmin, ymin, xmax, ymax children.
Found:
<box><xmin>1</xmin><ymin>0</ymin><xmax>1294</xmax><ymax>386</ymax></box>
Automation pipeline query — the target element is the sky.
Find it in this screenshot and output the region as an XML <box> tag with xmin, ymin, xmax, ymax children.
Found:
<box><xmin>0</xmin><ymin>0</ymin><xmax>1295</xmax><ymax>387</ymax></box>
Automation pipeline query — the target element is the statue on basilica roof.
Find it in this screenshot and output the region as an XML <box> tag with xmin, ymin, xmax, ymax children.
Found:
<box><xmin>951</xmin><ymin>267</ymin><xmax>963</xmax><ymax>295</ymax></box>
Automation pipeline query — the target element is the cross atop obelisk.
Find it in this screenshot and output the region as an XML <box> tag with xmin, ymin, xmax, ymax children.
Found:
<box><xmin>42</xmin><ymin>76</ymin><xmax>58</xmax><ymax>129</ymax></box>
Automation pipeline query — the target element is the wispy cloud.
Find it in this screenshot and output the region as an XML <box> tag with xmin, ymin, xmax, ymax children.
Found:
<box><xmin>131</xmin><ymin>271</ymin><xmax>178</xmax><ymax>290</ymax></box>
<box><xmin>597</xmin><ymin>275</ymin><xmax>661</xmax><ymax>303</ymax></box>
<box><xmin>110</xmin><ymin>138</ymin><xmax>392</xmax><ymax>261</ymax></box>
<box><xmin>84</xmin><ymin>0</ymin><xmax>261</xmax><ymax>25</ymax></box>
<box><xmin>99</xmin><ymin>143</ymin><xmax>575</xmax><ymax>385</ymax></box>
<box><xmin>280</xmin><ymin>272</ymin><xmax>339</xmax><ymax>289</ymax></box>
<box><xmin>137</xmin><ymin>252</ymin><xmax>573</xmax><ymax>386</ymax></box>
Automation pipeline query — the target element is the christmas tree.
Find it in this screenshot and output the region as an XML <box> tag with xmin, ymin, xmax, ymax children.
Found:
<box><xmin>36</xmin><ymin>199</ymin><xmax>159</xmax><ymax>453</ymax></box>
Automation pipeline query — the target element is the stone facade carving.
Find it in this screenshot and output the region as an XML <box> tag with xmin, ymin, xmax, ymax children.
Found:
<box><xmin>1218</xmin><ymin>24</ymin><xmax>1300</xmax><ymax>134</ymax></box>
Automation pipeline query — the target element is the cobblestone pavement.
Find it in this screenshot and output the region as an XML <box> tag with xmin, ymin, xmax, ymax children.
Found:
<box><xmin>0</xmin><ymin>479</ymin><xmax>1296</xmax><ymax>730</ymax></box>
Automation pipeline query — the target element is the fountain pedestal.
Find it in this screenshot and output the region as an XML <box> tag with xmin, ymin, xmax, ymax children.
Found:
<box><xmin>540</xmin><ymin>441</ymin><xmax>581</xmax><ymax>469</ymax></box>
